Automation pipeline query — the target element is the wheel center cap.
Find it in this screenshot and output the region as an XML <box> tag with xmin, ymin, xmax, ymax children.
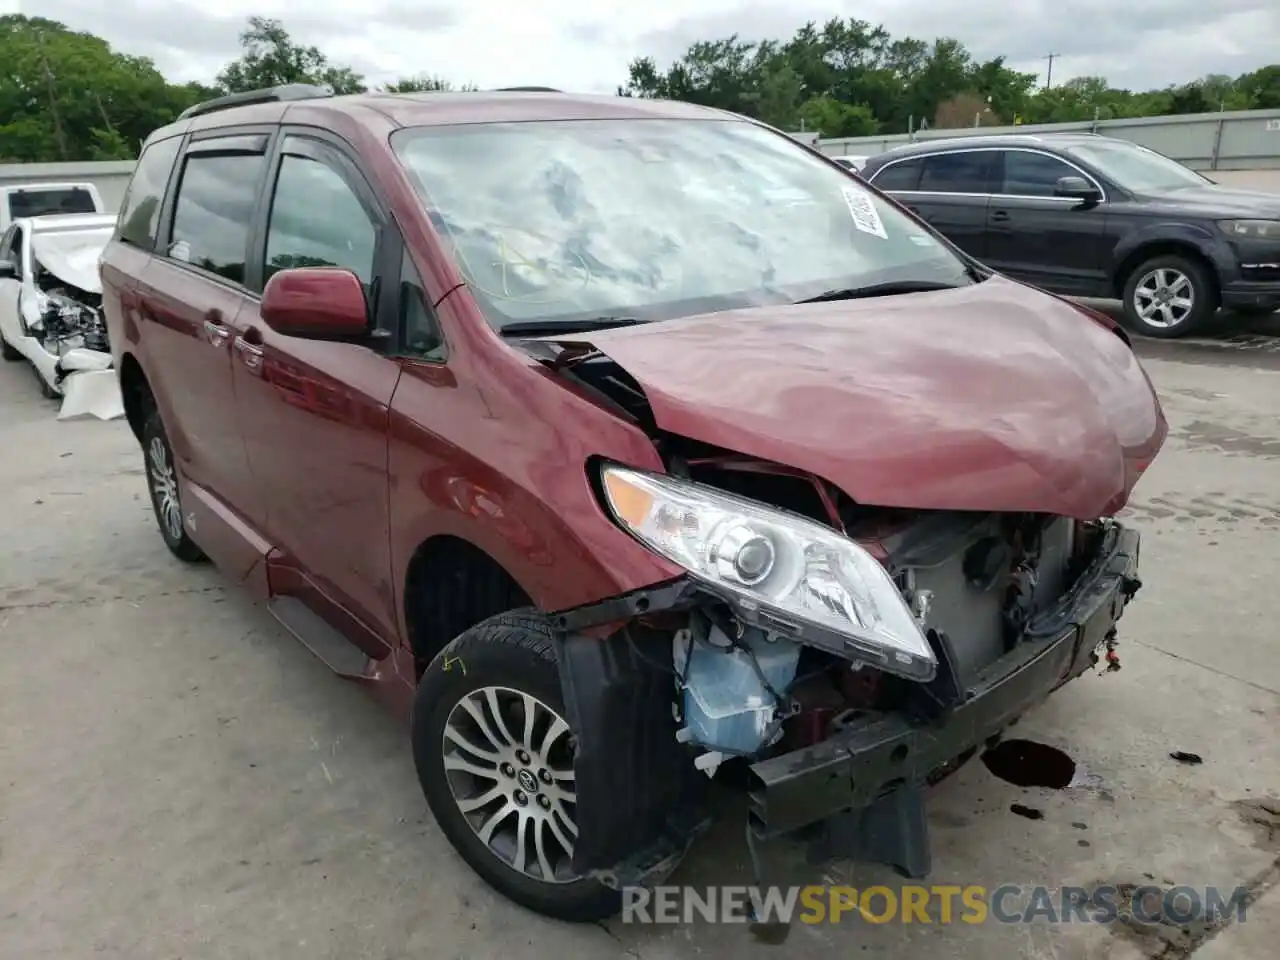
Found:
<box><xmin>517</xmin><ymin>769</ymin><xmax>539</xmax><ymax>794</ymax></box>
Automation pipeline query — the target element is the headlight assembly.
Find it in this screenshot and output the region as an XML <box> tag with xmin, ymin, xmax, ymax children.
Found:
<box><xmin>599</xmin><ymin>464</ymin><xmax>937</xmax><ymax>682</ymax></box>
<box><xmin>1219</xmin><ymin>219</ymin><xmax>1280</xmax><ymax>240</ymax></box>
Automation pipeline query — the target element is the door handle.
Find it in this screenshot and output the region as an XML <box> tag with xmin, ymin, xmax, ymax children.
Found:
<box><xmin>990</xmin><ymin>210</ymin><xmax>1011</xmax><ymax>223</ymax></box>
<box><xmin>234</xmin><ymin>335</ymin><xmax>264</xmax><ymax>373</ymax></box>
<box><xmin>202</xmin><ymin>310</ymin><xmax>232</xmax><ymax>348</ymax></box>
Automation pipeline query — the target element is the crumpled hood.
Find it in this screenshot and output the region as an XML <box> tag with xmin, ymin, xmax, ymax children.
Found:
<box><xmin>31</xmin><ymin>227</ymin><xmax>113</xmax><ymax>294</ymax></box>
<box><xmin>563</xmin><ymin>275</ymin><xmax>1167</xmax><ymax>519</ymax></box>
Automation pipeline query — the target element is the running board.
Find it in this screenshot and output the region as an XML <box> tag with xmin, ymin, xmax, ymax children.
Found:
<box><xmin>268</xmin><ymin>596</ymin><xmax>372</xmax><ymax>678</ymax></box>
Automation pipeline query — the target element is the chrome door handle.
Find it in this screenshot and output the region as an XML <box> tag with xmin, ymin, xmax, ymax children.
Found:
<box><xmin>203</xmin><ymin>320</ymin><xmax>232</xmax><ymax>347</ymax></box>
<box><xmin>234</xmin><ymin>336</ymin><xmax>263</xmax><ymax>372</ymax></box>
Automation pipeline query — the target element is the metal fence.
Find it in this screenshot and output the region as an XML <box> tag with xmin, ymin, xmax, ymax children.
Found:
<box><xmin>816</xmin><ymin>107</ymin><xmax>1280</xmax><ymax>171</ymax></box>
<box><xmin>3</xmin><ymin>109</ymin><xmax>1279</xmax><ymax>212</ymax></box>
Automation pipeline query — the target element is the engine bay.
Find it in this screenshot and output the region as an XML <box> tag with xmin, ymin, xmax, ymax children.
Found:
<box><xmin>29</xmin><ymin>274</ymin><xmax>109</xmax><ymax>359</ymax></box>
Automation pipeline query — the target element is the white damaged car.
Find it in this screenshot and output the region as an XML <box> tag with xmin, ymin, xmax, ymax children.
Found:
<box><xmin>0</xmin><ymin>213</ymin><xmax>123</xmax><ymax>420</ymax></box>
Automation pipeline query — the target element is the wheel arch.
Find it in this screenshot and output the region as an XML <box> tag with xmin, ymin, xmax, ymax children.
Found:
<box><xmin>402</xmin><ymin>533</ymin><xmax>534</xmax><ymax>675</ymax></box>
<box><xmin>1111</xmin><ymin>237</ymin><xmax>1222</xmax><ymax>303</ymax></box>
<box><xmin>118</xmin><ymin>351</ymin><xmax>153</xmax><ymax>444</ymax></box>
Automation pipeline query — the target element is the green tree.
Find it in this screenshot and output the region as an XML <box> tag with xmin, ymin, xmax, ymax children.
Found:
<box><xmin>618</xmin><ymin>15</ymin><xmax>1280</xmax><ymax>134</ymax></box>
<box><xmin>215</xmin><ymin>17</ymin><xmax>366</xmax><ymax>95</ymax></box>
<box><xmin>381</xmin><ymin>75</ymin><xmax>478</xmax><ymax>93</ymax></box>
<box><xmin>1238</xmin><ymin>65</ymin><xmax>1280</xmax><ymax>109</ymax></box>
<box><xmin>0</xmin><ymin>15</ymin><xmax>203</xmax><ymax>162</ymax></box>
<box><xmin>797</xmin><ymin>96</ymin><xmax>878</xmax><ymax>137</ymax></box>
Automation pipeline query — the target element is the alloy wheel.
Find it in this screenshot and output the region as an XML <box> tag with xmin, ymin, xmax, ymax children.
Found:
<box><xmin>148</xmin><ymin>436</ymin><xmax>184</xmax><ymax>543</ymax></box>
<box><xmin>1133</xmin><ymin>267</ymin><xmax>1195</xmax><ymax>329</ymax></box>
<box><xmin>441</xmin><ymin>685</ymin><xmax>579</xmax><ymax>884</ymax></box>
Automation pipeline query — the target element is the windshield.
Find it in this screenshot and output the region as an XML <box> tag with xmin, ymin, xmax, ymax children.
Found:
<box><xmin>1065</xmin><ymin>141</ymin><xmax>1210</xmax><ymax>193</ymax></box>
<box><xmin>392</xmin><ymin>118</ymin><xmax>972</xmax><ymax>330</ymax></box>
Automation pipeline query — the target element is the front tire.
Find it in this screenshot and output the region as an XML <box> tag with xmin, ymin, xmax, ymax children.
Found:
<box><xmin>411</xmin><ymin>611</ymin><xmax>621</xmax><ymax>922</ymax></box>
<box><xmin>142</xmin><ymin>407</ymin><xmax>206</xmax><ymax>563</ymax></box>
<box><xmin>1121</xmin><ymin>254</ymin><xmax>1217</xmax><ymax>339</ymax></box>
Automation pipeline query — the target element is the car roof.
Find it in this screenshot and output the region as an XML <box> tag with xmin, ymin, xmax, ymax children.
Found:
<box><xmin>148</xmin><ymin>90</ymin><xmax>736</xmax><ymax>144</ymax></box>
<box><xmin>869</xmin><ymin>132</ymin><xmax>1132</xmax><ymax>162</ymax></box>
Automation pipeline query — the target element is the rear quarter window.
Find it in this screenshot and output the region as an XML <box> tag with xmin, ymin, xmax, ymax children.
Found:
<box><xmin>869</xmin><ymin>158</ymin><xmax>923</xmax><ymax>191</ymax></box>
<box><xmin>117</xmin><ymin>136</ymin><xmax>182</xmax><ymax>250</ymax></box>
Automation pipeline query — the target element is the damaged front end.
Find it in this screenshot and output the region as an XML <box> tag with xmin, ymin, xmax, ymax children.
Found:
<box><xmin>532</xmin><ymin>339</ymin><xmax>1151</xmax><ymax>912</ymax></box>
<box><xmin>552</xmin><ymin>466</ymin><xmax>1142</xmax><ymax>898</ymax></box>
<box><xmin>25</xmin><ymin>232</ymin><xmax>121</xmax><ymax>419</ymax></box>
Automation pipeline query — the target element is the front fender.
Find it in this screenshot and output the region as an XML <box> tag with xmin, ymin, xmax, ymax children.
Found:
<box><xmin>387</xmin><ymin>360</ymin><xmax>683</xmax><ymax>640</ymax></box>
<box><xmin>1110</xmin><ymin>221</ymin><xmax>1235</xmax><ymax>284</ymax></box>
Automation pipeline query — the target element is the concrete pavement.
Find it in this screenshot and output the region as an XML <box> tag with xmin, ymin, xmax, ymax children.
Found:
<box><xmin>1</xmin><ymin>333</ymin><xmax>1277</xmax><ymax>959</ymax></box>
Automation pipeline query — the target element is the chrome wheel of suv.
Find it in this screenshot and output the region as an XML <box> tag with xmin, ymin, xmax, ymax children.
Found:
<box><xmin>1133</xmin><ymin>267</ymin><xmax>1194</xmax><ymax>329</ymax></box>
<box><xmin>443</xmin><ymin>686</ymin><xmax>578</xmax><ymax>883</ymax></box>
<box><xmin>141</xmin><ymin>407</ymin><xmax>207</xmax><ymax>563</ymax></box>
<box><xmin>149</xmin><ymin>436</ymin><xmax>184</xmax><ymax>543</ymax></box>
<box><xmin>412</xmin><ymin>612</ymin><xmax>624</xmax><ymax>922</ymax></box>
<box><xmin>1121</xmin><ymin>253</ymin><xmax>1216</xmax><ymax>339</ymax></box>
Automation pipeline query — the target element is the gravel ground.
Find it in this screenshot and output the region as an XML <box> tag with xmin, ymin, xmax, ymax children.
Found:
<box><xmin>1</xmin><ymin>328</ymin><xmax>1277</xmax><ymax>960</ymax></box>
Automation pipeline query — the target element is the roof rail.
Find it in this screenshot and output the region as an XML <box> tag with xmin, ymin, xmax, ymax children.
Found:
<box><xmin>177</xmin><ymin>83</ymin><xmax>334</xmax><ymax>121</ymax></box>
<box><xmin>493</xmin><ymin>86</ymin><xmax>562</xmax><ymax>93</ymax></box>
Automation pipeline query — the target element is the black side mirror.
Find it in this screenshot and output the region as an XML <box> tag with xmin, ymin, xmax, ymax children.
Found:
<box><xmin>0</xmin><ymin>259</ymin><xmax>17</xmax><ymax>280</ymax></box>
<box><xmin>1055</xmin><ymin>175</ymin><xmax>1102</xmax><ymax>203</ymax></box>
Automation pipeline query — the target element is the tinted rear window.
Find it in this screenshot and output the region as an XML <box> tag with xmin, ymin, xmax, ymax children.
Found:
<box><xmin>118</xmin><ymin>137</ymin><xmax>182</xmax><ymax>250</ymax></box>
<box><xmin>8</xmin><ymin>187</ymin><xmax>96</xmax><ymax>219</ymax></box>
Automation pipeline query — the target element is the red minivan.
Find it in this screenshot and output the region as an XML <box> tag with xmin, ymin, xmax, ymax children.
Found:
<box><xmin>100</xmin><ymin>84</ymin><xmax>1165</xmax><ymax>924</ymax></box>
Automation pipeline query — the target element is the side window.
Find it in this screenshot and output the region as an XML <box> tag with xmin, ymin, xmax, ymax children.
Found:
<box><xmin>118</xmin><ymin>136</ymin><xmax>182</xmax><ymax>250</ymax></box>
<box><xmin>918</xmin><ymin>152</ymin><xmax>995</xmax><ymax>193</ymax></box>
<box><xmin>264</xmin><ymin>153</ymin><xmax>376</xmax><ymax>285</ymax></box>
<box><xmin>169</xmin><ymin>150</ymin><xmax>266</xmax><ymax>285</ymax></box>
<box><xmin>399</xmin><ymin>250</ymin><xmax>445</xmax><ymax>360</ymax></box>
<box><xmin>1002</xmin><ymin>151</ymin><xmax>1081</xmax><ymax>197</ymax></box>
<box><xmin>870</xmin><ymin>158</ymin><xmax>923</xmax><ymax>191</ymax></box>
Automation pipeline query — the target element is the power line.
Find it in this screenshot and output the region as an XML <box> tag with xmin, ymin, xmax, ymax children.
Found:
<box><xmin>1043</xmin><ymin>52</ymin><xmax>1060</xmax><ymax>89</ymax></box>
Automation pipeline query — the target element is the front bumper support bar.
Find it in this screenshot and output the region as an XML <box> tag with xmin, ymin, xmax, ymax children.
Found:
<box><xmin>747</xmin><ymin>523</ymin><xmax>1141</xmax><ymax>875</ymax></box>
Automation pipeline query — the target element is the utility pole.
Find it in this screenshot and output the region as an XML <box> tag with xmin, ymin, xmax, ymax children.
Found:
<box><xmin>1043</xmin><ymin>52</ymin><xmax>1060</xmax><ymax>89</ymax></box>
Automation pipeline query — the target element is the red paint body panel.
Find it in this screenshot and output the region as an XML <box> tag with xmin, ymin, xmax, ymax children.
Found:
<box><xmin>230</xmin><ymin>300</ymin><xmax>404</xmax><ymax>648</ymax></box>
<box><xmin>571</xmin><ymin>276</ymin><xmax>1167</xmax><ymax>519</ymax></box>
<box><xmin>385</xmin><ymin>290</ymin><xmax>683</xmax><ymax>628</ymax></box>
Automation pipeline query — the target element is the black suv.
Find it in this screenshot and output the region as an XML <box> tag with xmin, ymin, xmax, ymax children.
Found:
<box><xmin>861</xmin><ymin>133</ymin><xmax>1280</xmax><ymax>338</ymax></box>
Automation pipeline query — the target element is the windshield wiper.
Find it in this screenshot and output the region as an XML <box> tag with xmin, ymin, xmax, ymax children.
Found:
<box><xmin>796</xmin><ymin>279</ymin><xmax>968</xmax><ymax>304</ymax></box>
<box><xmin>500</xmin><ymin>316</ymin><xmax>648</xmax><ymax>337</ymax></box>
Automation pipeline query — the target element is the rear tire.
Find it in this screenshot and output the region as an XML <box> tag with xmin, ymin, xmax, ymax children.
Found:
<box><xmin>0</xmin><ymin>333</ymin><xmax>19</xmax><ymax>361</ymax></box>
<box><xmin>142</xmin><ymin>407</ymin><xmax>207</xmax><ymax>563</ymax></box>
<box><xmin>31</xmin><ymin>362</ymin><xmax>57</xmax><ymax>399</ymax></box>
<box><xmin>411</xmin><ymin>611</ymin><xmax>622</xmax><ymax>922</ymax></box>
<box><xmin>1121</xmin><ymin>254</ymin><xmax>1216</xmax><ymax>339</ymax></box>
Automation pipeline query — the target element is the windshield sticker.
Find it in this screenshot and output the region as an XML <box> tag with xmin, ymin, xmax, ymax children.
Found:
<box><xmin>841</xmin><ymin>187</ymin><xmax>888</xmax><ymax>240</ymax></box>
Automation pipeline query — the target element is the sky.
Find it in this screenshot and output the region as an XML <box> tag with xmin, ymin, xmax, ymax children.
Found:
<box><xmin>15</xmin><ymin>0</ymin><xmax>1280</xmax><ymax>95</ymax></box>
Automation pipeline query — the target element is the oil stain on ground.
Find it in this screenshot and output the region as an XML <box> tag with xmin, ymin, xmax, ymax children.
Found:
<box><xmin>981</xmin><ymin>739</ymin><xmax>1077</xmax><ymax>789</ymax></box>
